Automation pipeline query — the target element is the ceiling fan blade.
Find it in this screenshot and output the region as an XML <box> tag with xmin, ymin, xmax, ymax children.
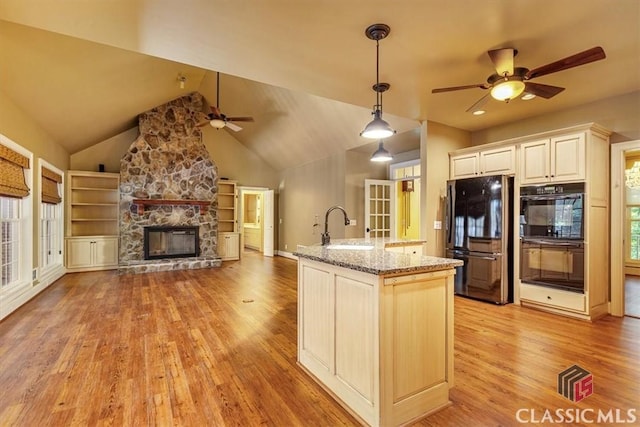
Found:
<box><xmin>466</xmin><ymin>94</ymin><xmax>490</xmax><ymax>113</ymax></box>
<box><xmin>210</xmin><ymin>105</ymin><xmax>223</xmax><ymax>118</ymax></box>
<box><xmin>225</xmin><ymin>122</ymin><xmax>243</xmax><ymax>132</ymax></box>
<box><xmin>524</xmin><ymin>82</ymin><xmax>565</xmax><ymax>99</ymax></box>
<box><xmin>226</xmin><ymin>116</ymin><xmax>254</xmax><ymax>122</ymax></box>
<box><xmin>432</xmin><ymin>83</ymin><xmax>488</xmax><ymax>93</ymax></box>
<box><xmin>525</xmin><ymin>46</ymin><xmax>606</xmax><ymax>80</ymax></box>
<box><xmin>488</xmin><ymin>48</ymin><xmax>516</xmax><ymax>76</ymax></box>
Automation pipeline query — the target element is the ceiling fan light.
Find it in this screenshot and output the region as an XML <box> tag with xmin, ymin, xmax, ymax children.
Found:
<box><xmin>370</xmin><ymin>141</ymin><xmax>393</xmax><ymax>162</ymax></box>
<box><xmin>491</xmin><ymin>79</ymin><xmax>525</xmax><ymax>101</ymax></box>
<box><xmin>210</xmin><ymin>119</ymin><xmax>226</xmax><ymax>129</ymax></box>
<box><xmin>361</xmin><ymin>110</ymin><xmax>396</xmax><ymax>139</ymax></box>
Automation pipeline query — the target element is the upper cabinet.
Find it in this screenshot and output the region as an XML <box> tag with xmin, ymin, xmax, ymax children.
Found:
<box><xmin>520</xmin><ymin>133</ymin><xmax>586</xmax><ymax>185</ymax></box>
<box><xmin>450</xmin><ymin>145</ymin><xmax>515</xmax><ymax>179</ymax></box>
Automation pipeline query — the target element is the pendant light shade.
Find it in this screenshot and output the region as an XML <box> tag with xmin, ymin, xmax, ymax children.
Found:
<box><xmin>360</xmin><ymin>110</ymin><xmax>395</xmax><ymax>139</ymax></box>
<box><xmin>370</xmin><ymin>140</ymin><xmax>393</xmax><ymax>162</ymax></box>
<box><xmin>361</xmin><ymin>24</ymin><xmax>396</xmax><ymax>139</ymax></box>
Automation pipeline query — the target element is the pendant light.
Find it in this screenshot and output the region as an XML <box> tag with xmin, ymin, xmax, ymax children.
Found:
<box><xmin>360</xmin><ymin>24</ymin><xmax>396</xmax><ymax>139</ymax></box>
<box><xmin>370</xmin><ymin>140</ymin><xmax>393</xmax><ymax>162</ymax></box>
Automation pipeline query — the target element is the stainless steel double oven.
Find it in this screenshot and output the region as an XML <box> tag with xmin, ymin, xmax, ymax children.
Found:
<box><xmin>519</xmin><ymin>183</ymin><xmax>585</xmax><ymax>293</ymax></box>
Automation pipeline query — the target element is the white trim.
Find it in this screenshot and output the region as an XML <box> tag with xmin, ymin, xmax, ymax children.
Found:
<box><xmin>37</xmin><ymin>159</ymin><xmax>65</xmax><ymax>278</ymax></box>
<box><xmin>276</xmin><ymin>250</ymin><xmax>298</xmax><ymax>260</ymax></box>
<box><xmin>611</xmin><ymin>140</ymin><xmax>640</xmax><ymax>317</ymax></box>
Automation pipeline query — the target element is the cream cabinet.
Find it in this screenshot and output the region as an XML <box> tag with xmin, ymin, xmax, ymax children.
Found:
<box><xmin>217</xmin><ymin>180</ymin><xmax>240</xmax><ymax>261</ymax></box>
<box><xmin>218</xmin><ymin>232</ymin><xmax>240</xmax><ymax>261</ymax></box>
<box><xmin>520</xmin><ymin>133</ymin><xmax>585</xmax><ymax>184</ymax></box>
<box><xmin>65</xmin><ymin>171</ymin><xmax>119</xmax><ymax>272</ymax></box>
<box><xmin>66</xmin><ymin>236</ymin><xmax>118</xmax><ymax>271</ymax></box>
<box><xmin>384</xmin><ymin>242</ymin><xmax>425</xmax><ymax>255</ymax></box>
<box><xmin>450</xmin><ymin>145</ymin><xmax>515</xmax><ymax>179</ymax></box>
<box><xmin>517</xmin><ymin>125</ymin><xmax>610</xmax><ymax>320</ymax></box>
<box><xmin>217</xmin><ymin>180</ymin><xmax>238</xmax><ymax>233</ymax></box>
<box><xmin>298</xmin><ymin>258</ymin><xmax>454</xmax><ymax>426</ymax></box>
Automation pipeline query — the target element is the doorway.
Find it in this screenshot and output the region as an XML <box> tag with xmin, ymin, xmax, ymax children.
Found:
<box><xmin>391</xmin><ymin>159</ymin><xmax>421</xmax><ymax>240</ymax></box>
<box><xmin>238</xmin><ymin>187</ymin><xmax>274</xmax><ymax>257</ymax></box>
<box><xmin>610</xmin><ymin>140</ymin><xmax>640</xmax><ymax>317</ymax></box>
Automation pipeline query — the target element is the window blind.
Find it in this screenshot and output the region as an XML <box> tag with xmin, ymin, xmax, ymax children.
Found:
<box><xmin>0</xmin><ymin>144</ymin><xmax>30</xmax><ymax>198</ymax></box>
<box><xmin>42</xmin><ymin>167</ymin><xmax>62</xmax><ymax>204</ymax></box>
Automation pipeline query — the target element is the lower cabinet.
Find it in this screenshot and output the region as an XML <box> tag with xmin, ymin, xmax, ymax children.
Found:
<box><xmin>65</xmin><ymin>236</ymin><xmax>118</xmax><ymax>272</ymax></box>
<box><xmin>298</xmin><ymin>258</ymin><xmax>454</xmax><ymax>426</ymax></box>
<box><xmin>218</xmin><ymin>232</ymin><xmax>240</xmax><ymax>261</ymax></box>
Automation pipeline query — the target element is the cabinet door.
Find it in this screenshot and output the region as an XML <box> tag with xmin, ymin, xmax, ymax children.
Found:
<box><xmin>520</xmin><ymin>139</ymin><xmax>550</xmax><ymax>184</ymax></box>
<box><xmin>219</xmin><ymin>232</ymin><xmax>240</xmax><ymax>260</ymax></box>
<box><xmin>93</xmin><ymin>238</ymin><xmax>119</xmax><ymax>267</ymax></box>
<box><xmin>450</xmin><ymin>153</ymin><xmax>479</xmax><ymax>179</ymax></box>
<box><xmin>550</xmin><ymin>133</ymin><xmax>585</xmax><ymax>182</ymax></box>
<box><xmin>66</xmin><ymin>239</ymin><xmax>94</xmax><ymax>269</ymax></box>
<box><xmin>480</xmin><ymin>146</ymin><xmax>515</xmax><ymax>176</ymax></box>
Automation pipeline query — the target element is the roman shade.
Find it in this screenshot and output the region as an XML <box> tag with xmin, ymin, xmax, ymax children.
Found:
<box><xmin>41</xmin><ymin>167</ymin><xmax>62</xmax><ymax>204</ymax></box>
<box><xmin>0</xmin><ymin>144</ymin><xmax>30</xmax><ymax>198</ymax></box>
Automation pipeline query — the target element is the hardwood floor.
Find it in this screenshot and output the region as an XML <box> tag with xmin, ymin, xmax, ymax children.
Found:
<box><xmin>1</xmin><ymin>253</ymin><xmax>638</xmax><ymax>426</ymax></box>
<box><xmin>625</xmin><ymin>275</ymin><xmax>640</xmax><ymax>318</ymax></box>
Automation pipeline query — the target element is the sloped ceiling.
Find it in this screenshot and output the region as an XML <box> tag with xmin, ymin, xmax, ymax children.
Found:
<box><xmin>0</xmin><ymin>0</ymin><xmax>639</xmax><ymax>171</ymax></box>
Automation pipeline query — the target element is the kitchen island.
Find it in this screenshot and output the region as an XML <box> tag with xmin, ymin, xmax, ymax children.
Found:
<box><xmin>294</xmin><ymin>239</ymin><xmax>463</xmax><ymax>427</ymax></box>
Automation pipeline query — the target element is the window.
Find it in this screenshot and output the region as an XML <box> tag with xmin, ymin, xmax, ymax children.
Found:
<box><xmin>39</xmin><ymin>162</ymin><xmax>63</xmax><ymax>273</ymax></box>
<box><xmin>1</xmin><ymin>197</ymin><xmax>20</xmax><ymax>287</ymax></box>
<box><xmin>627</xmin><ymin>206</ymin><xmax>640</xmax><ymax>264</ymax></box>
<box><xmin>0</xmin><ymin>134</ymin><xmax>32</xmax><ymax>292</ymax></box>
<box><xmin>40</xmin><ymin>202</ymin><xmax>61</xmax><ymax>270</ymax></box>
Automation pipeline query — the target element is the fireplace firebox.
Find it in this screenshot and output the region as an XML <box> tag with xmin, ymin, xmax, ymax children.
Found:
<box><xmin>143</xmin><ymin>226</ymin><xmax>200</xmax><ymax>260</ymax></box>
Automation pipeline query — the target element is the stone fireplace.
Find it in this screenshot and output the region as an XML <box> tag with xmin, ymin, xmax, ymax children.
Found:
<box><xmin>118</xmin><ymin>92</ymin><xmax>222</xmax><ymax>274</ymax></box>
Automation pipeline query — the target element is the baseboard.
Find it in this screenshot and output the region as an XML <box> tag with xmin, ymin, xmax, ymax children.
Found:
<box><xmin>624</xmin><ymin>266</ymin><xmax>640</xmax><ymax>276</ymax></box>
<box><xmin>277</xmin><ymin>250</ymin><xmax>298</xmax><ymax>260</ymax></box>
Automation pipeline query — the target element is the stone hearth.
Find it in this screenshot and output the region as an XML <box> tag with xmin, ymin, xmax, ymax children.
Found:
<box><xmin>118</xmin><ymin>92</ymin><xmax>222</xmax><ymax>274</ymax></box>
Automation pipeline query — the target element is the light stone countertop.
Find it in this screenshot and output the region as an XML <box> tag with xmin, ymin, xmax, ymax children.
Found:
<box><xmin>293</xmin><ymin>238</ymin><xmax>463</xmax><ymax>276</ymax></box>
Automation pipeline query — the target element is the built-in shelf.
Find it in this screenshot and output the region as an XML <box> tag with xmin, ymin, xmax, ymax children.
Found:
<box><xmin>132</xmin><ymin>199</ymin><xmax>211</xmax><ymax>215</ymax></box>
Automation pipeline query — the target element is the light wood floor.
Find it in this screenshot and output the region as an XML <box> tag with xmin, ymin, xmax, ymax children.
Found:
<box><xmin>1</xmin><ymin>252</ymin><xmax>638</xmax><ymax>426</ymax></box>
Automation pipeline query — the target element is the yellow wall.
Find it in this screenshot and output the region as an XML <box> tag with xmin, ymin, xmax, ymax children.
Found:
<box><xmin>0</xmin><ymin>89</ymin><xmax>70</xmax><ymax>268</ymax></box>
<box><xmin>70</xmin><ymin>128</ymin><xmax>138</xmax><ymax>173</ymax></box>
<box><xmin>396</xmin><ymin>179</ymin><xmax>420</xmax><ymax>240</ymax></box>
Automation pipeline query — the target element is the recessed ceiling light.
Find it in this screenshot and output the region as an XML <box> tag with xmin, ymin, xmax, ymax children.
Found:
<box><xmin>521</xmin><ymin>93</ymin><xmax>536</xmax><ymax>100</ymax></box>
<box><xmin>472</xmin><ymin>110</ymin><xmax>485</xmax><ymax>116</ymax></box>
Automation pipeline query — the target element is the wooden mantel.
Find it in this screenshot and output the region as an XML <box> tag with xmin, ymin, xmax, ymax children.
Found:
<box><xmin>132</xmin><ymin>199</ymin><xmax>211</xmax><ymax>215</ymax></box>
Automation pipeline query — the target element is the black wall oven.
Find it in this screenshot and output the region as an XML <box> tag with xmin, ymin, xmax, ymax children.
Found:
<box><xmin>519</xmin><ymin>183</ymin><xmax>585</xmax><ymax>293</ymax></box>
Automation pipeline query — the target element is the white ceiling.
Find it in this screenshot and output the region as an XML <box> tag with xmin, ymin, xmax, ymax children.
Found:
<box><xmin>0</xmin><ymin>1</ymin><xmax>638</xmax><ymax>171</ymax></box>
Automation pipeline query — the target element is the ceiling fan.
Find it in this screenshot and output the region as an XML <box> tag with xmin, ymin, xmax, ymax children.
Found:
<box><xmin>198</xmin><ymin>72</ymin><xmax>254</xmax><ymax>131</ymax></box>
<box><xmin>431</xmin><ymin>46</ymin><xmax>606</xmax><ymax>113</ymax></box>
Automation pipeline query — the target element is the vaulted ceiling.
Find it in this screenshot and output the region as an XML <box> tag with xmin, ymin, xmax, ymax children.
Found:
<box><xmin>0</xmin><ymin>1</ymin><xmax>638</xmax><ymax>171</ymax></box>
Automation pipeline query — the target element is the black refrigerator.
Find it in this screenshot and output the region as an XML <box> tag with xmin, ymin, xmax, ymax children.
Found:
<box><xmin>445</xmin><ymin>175</ymin><xmax>513</xmax><ymax>304</ymax></box>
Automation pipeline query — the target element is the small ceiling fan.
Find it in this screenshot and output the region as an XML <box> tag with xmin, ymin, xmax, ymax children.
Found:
<box><xmin>431</xmin><ymin>46</ymin><xmax>606</xmax><ymax>113</ymax></box>
<box><xmin>198</xmin><ymin>72</ymin><xmax>254</xmax><ymax>131</ymax></box>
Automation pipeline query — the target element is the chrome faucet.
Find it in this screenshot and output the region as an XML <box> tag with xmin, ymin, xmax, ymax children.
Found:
<box><xmin>321</xmin><ymin>205</ymin><xmax>350</xmax><ymax>245</ymax></box>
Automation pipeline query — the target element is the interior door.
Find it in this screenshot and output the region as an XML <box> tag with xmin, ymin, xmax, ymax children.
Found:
<box><xmin>364</xmin><ymin>179</ymin><xmax>395</xmax><ymax>239</ymax></box>
<box><xmin>263</xmin><ymin>190</ymin><xmax>274</xmax><ymax>257</ymax></box>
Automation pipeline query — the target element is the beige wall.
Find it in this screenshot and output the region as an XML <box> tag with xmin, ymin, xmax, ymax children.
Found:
<box><xmin>71</xmin><ymin>126</ymin><xmax>280</xmax><ymax>190</ymax></box>
<box><xmin>202</xmin><ymin>129</ymin><xmax>279</xmax><ymax>189</ymax></box>
<box><xmin>70</xmin><ymin>128</ymin><xmax>138</xmax><ymax>173</ymax></box>
<box><xmin>344</xmin><ymin>150</ymin><xmax>387</xmax><ymax>239</ymax></box>
<box><xmin>278</xmin><ymin>153</ymin><xmax>346</xmax><ymax>251</ymax></box>
<box><xmin>472</xmin><ymin>91</ymin><xmax>640</xmax><ymax>146</ymax></box>
<box><xmin>423</xmin><ymin>121</ymin><xmax>471</xmax><ymax>256</ymax></box>
<box><xmin>0</xmin><ymin>89</ymin><xmax>70</xmax><ymax>268</ymax></box>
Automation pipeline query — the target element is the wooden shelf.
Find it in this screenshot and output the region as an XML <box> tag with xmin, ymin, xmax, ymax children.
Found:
<box><xmin>132</xmin><ymin>199</ymin><xmax>211</xmax><ymax>215</ymax></box>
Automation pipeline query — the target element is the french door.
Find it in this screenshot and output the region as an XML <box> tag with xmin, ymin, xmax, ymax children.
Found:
<box><xmin>364</xmin><ymin>179</ymin><xmax>395</xmax><ymax>239</ymax></box>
